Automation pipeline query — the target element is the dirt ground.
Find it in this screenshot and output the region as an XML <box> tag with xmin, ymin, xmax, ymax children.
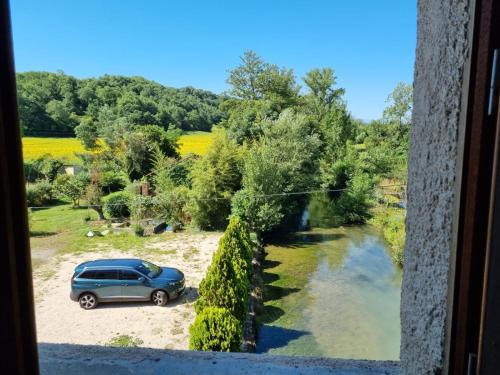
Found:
<box><xmin>33</xmin><ymin>232</ymin><xmax>221</xmax><ymax>349</ymax></box>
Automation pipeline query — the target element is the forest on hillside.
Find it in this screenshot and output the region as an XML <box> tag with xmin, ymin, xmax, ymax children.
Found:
<box><xmin>16</xmin><ymin>71</ymin><xmax>225</xmax><ymax>137</ymax></box>
<box><xmin>22</xmin><ymin>50</ymin><xmax>411</xmax><ymax>263</ymax></box>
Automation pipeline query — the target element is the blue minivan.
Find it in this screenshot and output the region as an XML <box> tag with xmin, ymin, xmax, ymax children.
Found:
<box><xmin>70</xmin><ymin>259</ymin><xmax>185</xmax><ymax>309</ymax></box>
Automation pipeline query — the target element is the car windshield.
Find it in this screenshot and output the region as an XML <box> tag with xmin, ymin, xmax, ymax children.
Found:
<box><xmin>135</xmin><ymin>261</ymin><xmax>161</xmax><ymax>278</ymax></box>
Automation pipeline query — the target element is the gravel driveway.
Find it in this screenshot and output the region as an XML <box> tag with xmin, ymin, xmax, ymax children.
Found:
<box><xmin>33</xmin><ymin>232</ymin><xmax>221</xmax><ymax>349</ymax></box>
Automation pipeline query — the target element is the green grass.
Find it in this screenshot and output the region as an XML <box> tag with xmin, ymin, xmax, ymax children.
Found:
<box><xmin>370</xmin><ymin>205</ymin><xmax>405</xmax><ymax>266</ymax></box>
<box><xmin>106</xmin><ymin>334</ymin><xmax>143</xmax><ymax>348</ymax></box>
<box><xmin>29</xmin><ymin>203</ymin><xmax>161</xmax><ymax>258</ymax></box>
<box><xmin>22</xmin><ymin>131</ymin><xmax>215</xmax><ymax>163</ymax></box>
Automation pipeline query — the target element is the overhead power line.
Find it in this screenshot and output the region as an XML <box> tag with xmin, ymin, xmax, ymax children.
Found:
<box><xmin>26</xmin><ymin>184</ymin><xmax>406</xmax><ymax>209</ymax></box>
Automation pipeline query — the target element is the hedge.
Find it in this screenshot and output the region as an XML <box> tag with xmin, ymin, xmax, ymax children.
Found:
<box><xmin>191</xmin><ymin>217</ymin><xmax>253</xmax><ymax>351</ymax></box>
<box><xmin>189</xmin><ymin>307</ymin><xmax>242</xmax><ymax>352</ymax></box>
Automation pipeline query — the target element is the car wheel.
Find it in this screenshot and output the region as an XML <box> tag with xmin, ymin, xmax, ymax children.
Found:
<box><xmin>152</xmin><ymin>290</ymin><xmax>168</xmax><ymax>306</ymax></box>
<box><xmin>79</xmin><ymin>293</ymin><xmax>98</xmax><ymax>310</ymax></box>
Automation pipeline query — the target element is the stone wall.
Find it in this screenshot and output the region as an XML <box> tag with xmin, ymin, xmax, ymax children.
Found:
<box><xmin>400</xmin><ymin>0</ymin><xmax>473</xmax><ymax>373</ymax></box>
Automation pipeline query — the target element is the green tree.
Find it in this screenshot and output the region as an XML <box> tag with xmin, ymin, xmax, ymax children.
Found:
<box><xmin>123</xmin><ymin>125</ymin><xmax>179</xmax><ymax>180</ymax></box>
<box><xmin>75</xmin><ymin>116</ymin><xmax>99</xmax><ymax>149</ymax></box>
<box><xmin>195</xmin><ymin>217</ymin><xmax>252</xmax><ymax>322</ymax></box>
<box><xmin>189</xmin><ymin>130</ymin><xmax>242</xmax><ymax>230</ymax></box>
<box><xmin>382</xmin><ymin>82</ymin><xmax>413</xmax><ymax>127</ymax></box>
<box><xmin>54</xmin><ymin>173</ymin><xmax>90</xmax><ymax>207</ymax></box>
<box><xmin>303</xmin><ymin>68</ymin><xmax>345</xmax><ymax>119</ymax></box>
<box><xmin>189</xmin><ymin>307</ymin><xmax>242</xmax><ymax>352</ymax></box>
<box><xmin>231</xmin><ymin>110</ymin><xmax>321</xmax><ymax>238</ymax></box>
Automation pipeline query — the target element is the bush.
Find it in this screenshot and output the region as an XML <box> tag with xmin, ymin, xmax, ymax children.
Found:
<box><xmin>100</xmin><ymin>171</ymin><xmax>128</xmax><ymax>194</ymax></box>
<box><xmin>195</xmin><ymin>217</ymin><xmax>252</xmax><ymax>322</ymax></box>
<box><xmin>153</xmin><ymin>186</ymin><xmax>191</xmax><ymax>227</ymax></box>
<box><xmin>133</xmin><ymin>224</ymin><xmax>145</xmax><ymax>237</ymax></box>
<box><xmin>189</xmin><ymin>130</ymin><xmax>242</xmax><ymax>230</ymax></box>
<box><xmin>54</xmin><ymin>173</ymin><xmax>90</xmax><ymax>207</ymax></box>
<box><xmin>31</xmin><ymin>154</ymin><xmax>64</xmax><ymax>182</ymax></box>
<box><xmin>189</xmin><ymin>307</ymin><xmax>242</xmax><ymax>352</ymax></box>
<box><xmin>26</xmin><ymin>180</ymin><xmax>53</xmax><ymax>206</ymax></box>
<box><xmin>130</xmin><ymin>195</ymin><xmax>155</xmax><ymax>220</ymax></box>
<box><xmin>103</xmin><ymin>191</ymin><xmax>132</xmax><ymax>218</ymax></box>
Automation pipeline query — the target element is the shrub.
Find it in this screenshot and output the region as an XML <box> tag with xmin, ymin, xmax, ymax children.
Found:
<box><xmin>189</xmin><ymin>130</ymin><xmax>242</xmax><ymax>230</ymax></box>
<box><xmin>103</xmin><ymin>191</ymin><xmax>132</xmax><ymax>218</ymax></box>
<box><xmin>130</xmin><ymin>195</ymin><xmax>155</xmax><ymax>221</ymax></box>
<box><xmin>25</xmin><ymin>180</ymin><xmax>53</xmax><ymax>207</ymax></box>
<box><xmin>54</xmin><ymin>173</ymin><xmax>90</xmax><ymax>207</ymax></box>
<box><xmin>195</xmin><ymin>216</ymin><xmax>252</xmax><ymax>322</ymax></box>
<box><xmin>100</xmin><ymin>171</ymin><xmax>128</xmax><ymax>194</ymax></box>
<box><xmin>189</xmin><ymin>307</ymin><xmax>242</xmax><ymax>352</ymax></box>
<box><xmin>31</xmin><ymin>154</ymin><xmax>64</xmax><ymax>182</ymax></box>
<box><xmin>133</xmin><ymin>224</ymin><xmax>145</xmax><ymax>237</ymax></box>
<box><xmin>153</xmin><ymin>186</ymin><xmax>191</xmax><ymax>227</ymax></box>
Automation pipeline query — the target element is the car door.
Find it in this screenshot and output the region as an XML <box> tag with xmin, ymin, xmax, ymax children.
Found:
<box><xmin>119</xmin><ymin>270</ymin><xmax>151</xmax><ymax>300</ymax></box>
<box><xmin>91</xmin><ymin>269</ymin><xmax>122</xmax><ymax>300</ymax></box>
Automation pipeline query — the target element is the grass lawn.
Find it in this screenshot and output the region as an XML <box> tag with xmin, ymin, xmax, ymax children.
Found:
<box><xmin>22</xmin><ymin>131</ymin><xmax>215</xmax><ymax>163</ymax></box>
<box><xmin>29</xmin><ymin>203</ymin><xmax>162</xmax><ymax>263</ymax></box>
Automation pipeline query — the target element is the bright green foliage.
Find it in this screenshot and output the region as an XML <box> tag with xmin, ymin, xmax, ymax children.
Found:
<box><xmin>335</xmin><ymin>173</ymin><xmax>374</xmax><ymax>224</ymax></box>
<box><xmin>16</xmin><ymin>72</ymin><xmax>224</xmax><ymax>137</ymax></box>
<box><xmin>103</xmin><ymin>191</ymin><xmax>132</xmax><ymax>218</ymax></box>
<box><xmin>100</xmin><ymin>170</ymin><xmax>128</xmax><ymax>194</ymax></box>
<box><xmin>154</xmin><ymin>186</ymin><xmax>191</xmax><ymax>227</ymax></box>
<box><xmin>26</xmin><ymin>180</ymin><xmax>54</xmax><ymax>207</ymax></box>
<box><xmin>303</xmin><ymin>68</ymin><xmax>345</xmax><ymax>120</ymax></box>
<box><xmin>130</xmin><ymin>195</ymin><xmax>155</xmax><ymax>221</ymax></box>
<box><xmin>222</xmin><ymin>50</ymin><xmax>300</xmax><ymax>144</ymax></box>
<box><xmin>123</xmin><ymin>125</ymin><xmax>179</xmax><ymax>180</ymax></box>
<box><xmin>189</xmin><ymin>130</ymin><xmax>242</xmax><ymax>230</ymax></box>
<box><xmin>231</xmin><ymin>110</ymin><xmax>321</xmax><ymax>236</ymax></box>
<box><xmin>371</xmin><ymin>206</ymin><xmax>406</xmax><ymax>266</ymax></box>
<box><xmin>27</xmin><ymin>155</ymin><xmax>64</xmax><ymax>183</ymax></box>
<box><xmin>54</xmin><ymin>173</ymin><xmax>90</xmax><ymax>207</ymax></box>
<box><xmin>106</xmin><ymin>334</ymin><xmax>143</xmax><ymax>348</ymax></box>
<box><xmin>189</xmin><ymin>307</ymin><xmax>242</xmax><ymax>352</ymax></box>
<box><xmin>74</xmin><ymin>116</ymin><xmax>98</xmax><ymax>149</ymax></box>
<box><xmin>195</xmin><ymin>217</ymin><xmax>252</xmax><ymax>322</ymax></box>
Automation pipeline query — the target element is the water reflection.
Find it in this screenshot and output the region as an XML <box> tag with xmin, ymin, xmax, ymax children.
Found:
<box><xmin>256</xmin><ymin>226</ymin><xmax>402</xmax><ymax>360</ymax></box>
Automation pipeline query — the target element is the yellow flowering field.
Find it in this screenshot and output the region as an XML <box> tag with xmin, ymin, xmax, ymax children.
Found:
<box><xmin>22</xmin><ymin>132</ymin><xmax>214</xmax><ymax>163</ymax></box>
<box><xmin>177</xmin><ymin>131</ymin><xmax>215</xmax><ymax>156</ymax></box>
<box><xmin>22</xmin><ymin>137</ymin><xmax>89</xmax><ymax>163</ymax></box>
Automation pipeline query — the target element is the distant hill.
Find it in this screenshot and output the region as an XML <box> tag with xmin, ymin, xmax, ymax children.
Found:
<box><xmin>16</xmin><ymin>71</ymin><xmax>225</xmax><ymax>137</ymax></box>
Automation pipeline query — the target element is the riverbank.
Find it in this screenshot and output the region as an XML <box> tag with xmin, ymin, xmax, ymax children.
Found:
<box><xmin>370</xmin><ymin>205</ymin><xmax>405</xmax><ymax>266</ymax></box>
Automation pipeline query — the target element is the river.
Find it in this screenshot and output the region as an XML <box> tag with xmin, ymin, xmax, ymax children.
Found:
<box><xmin>256</xmin><ymin>225</ymin><xmax>402</xmax><ymax>360</ymax></box>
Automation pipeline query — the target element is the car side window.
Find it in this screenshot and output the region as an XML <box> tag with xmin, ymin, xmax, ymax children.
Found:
<box><xmin>79</xmin><ymin>271</ymin><xmax>96</xmax><ymax>279</ymax></box>
<box><xmin>120</xmin><ymin>270</ymin><xmax>141</xmax><ymax>280</ymax></box>
<box><xmin>93</xmin><ymin>270</ymin><xmax>119</xmax><ymax>280</ymax></box>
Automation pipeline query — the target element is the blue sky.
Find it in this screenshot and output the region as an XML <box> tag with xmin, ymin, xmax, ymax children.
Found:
<box><xmin>10</xmin><ymin>0</ymin><xmax>416</xmax><ymax>121</ymax></box>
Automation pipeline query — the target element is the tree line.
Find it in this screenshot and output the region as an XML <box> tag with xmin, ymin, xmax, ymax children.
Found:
<box><xmin>24</xmin><ymin>50</ymin><xmax>411</xmax><ymax>256</ymax></box>
<box><xmin>16</xmin><ymin>71</ymin><xmax>224</xmax><ymax>137</ymax></box>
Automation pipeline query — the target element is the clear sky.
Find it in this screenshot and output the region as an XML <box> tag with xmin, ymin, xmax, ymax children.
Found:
<box><xmin>10</xmin><ymin>0</ymin><xmax>416</xmax><ymax>121</ymax></box>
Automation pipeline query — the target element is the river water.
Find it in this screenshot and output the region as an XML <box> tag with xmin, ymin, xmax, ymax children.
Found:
<box><xmin>256</xmin><ymin>225</ymin><xmax>402</xmax><ymax>360</ymax></box>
